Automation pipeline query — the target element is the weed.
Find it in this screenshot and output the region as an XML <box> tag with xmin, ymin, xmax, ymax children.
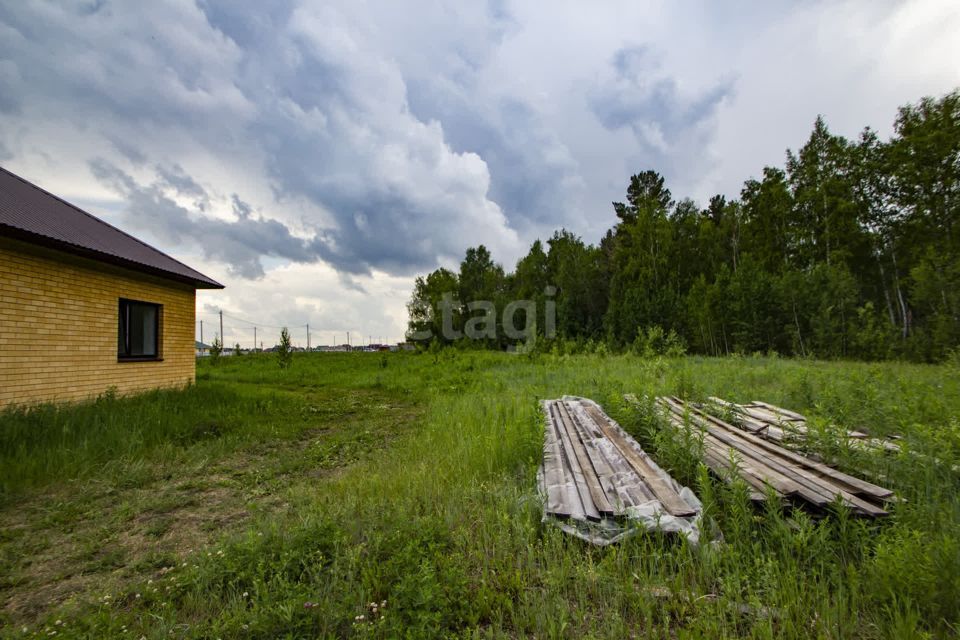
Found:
<box><xmin>0</xmin><ymin>352</ymin><xmax>957</xmax><ymax>638</ymax></box>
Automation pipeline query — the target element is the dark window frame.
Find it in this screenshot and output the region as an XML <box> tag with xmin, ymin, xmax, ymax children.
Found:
<box><xmin>117</xmin><ymin>298</ymin><xmax>163</xmax><ymax>362</ymax></box>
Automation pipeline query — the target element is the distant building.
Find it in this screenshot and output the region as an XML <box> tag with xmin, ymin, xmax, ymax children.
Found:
<box><xmin>0</xmin><ymin>166</ymin><xmax>223</xmax><ymax>408</ymax></box>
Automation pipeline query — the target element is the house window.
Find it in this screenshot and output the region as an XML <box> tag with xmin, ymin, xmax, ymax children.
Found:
<box><xmin>118</xmin><ymin>298</ymin><xmax>161</xmax><ymax>361</ymax></box>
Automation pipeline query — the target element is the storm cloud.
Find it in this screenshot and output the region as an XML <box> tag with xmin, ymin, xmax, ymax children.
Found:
<box><xmin>1</xmin><ymin>0</ymin><xmax>958</xmax><ymax>343</ymax></box>
<box><xmin>90</xmin><ymin>158</ymin><xmax>317</xmax><ymax>279</ymax></box>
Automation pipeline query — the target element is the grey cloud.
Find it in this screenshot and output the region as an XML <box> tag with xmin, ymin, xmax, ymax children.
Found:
<box><xmin>0</xmin><ymin>2</ymin><xmax>251</xmax><ymax>133</ymax></box>
<box><xmin>5</xmin><ymin>0</ymin><xmax>947</xmax><ymax>289</ymax></box>
<box><xmin>589</xmin><ymin>47</ymin><xmax>734</xmax><ymax>146</ymax></box>
<box><xmin>589</xmin><ymin>46</ymin><xmax>735</xmax><ymax>184</ymax></box>
<box><xmin>90</xmin><ymin>159</ymin><xmax>317</xmax><ymax>279</ymax></box>
<box><xmin>0</xmin><ymin>60</ymin><xmax>21</xmax><ymax>114</ymax></box>
<box><xmin>406</xmin><ymin>83</ymin><xmax>585</xmax><ymax>230</ymax></box>
<box><xmin>591</xmin><ymin>46</ymin><xmax>735</xmax><ymax>141</ymax></box>
<box><xmin>105</xmin><ymin>134</ymin><xmax>148</xmax><ymax>166</ymax></box>
<box><xmin>197</xmin><ymin>0</ymin><xmax>296</xmax><ymax>49</ymax></box>
<box><xmin>231</xmin><ymin>195</ymin><xmax>252</xmax><ymax>219</ymax></box>
<box><xmin>235</xmin><ymin>6</ymin><xmax>520</xmax><ymax>273</ymax></box>
<box><xmin>155</xmin><ymin>163</ymin><xmax>209</xmax><ymax>210</ymax></box>
<box><xmin>0</xmin><ymin>1</ymin><xmax>524</xmax><ymax>275</ymax></box>
<box><xmin>338</xmin><ymin>273</ymin><xmax>368</xmax><ymax>295</ymax></box>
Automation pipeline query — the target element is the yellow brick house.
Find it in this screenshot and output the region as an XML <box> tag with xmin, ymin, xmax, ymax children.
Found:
<box><xmin>0</xmin><ymin>166</ymin><xmax>223</xmax><ymax>408</ymax></box>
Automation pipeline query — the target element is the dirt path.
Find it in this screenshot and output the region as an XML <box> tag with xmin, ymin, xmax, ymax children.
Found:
<box><xmin>0</xmin><ymin>388</ymin><xmax>421</xmax><ymax>626</ymax></box>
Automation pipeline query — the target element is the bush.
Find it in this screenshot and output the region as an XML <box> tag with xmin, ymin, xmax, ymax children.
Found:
<box><xmin>209</xmin><ymin>336</ymin><xmax>223</xmax><ymax>365</ymax></box>
<box><xmin>632</xmin><ymin>325</ymin><xmax>687</xmax><ymax>357</ymax></box>
<box><xmin>277</xmin><ymin>327</ymin><xmax>293</xmax><ymax>369</ymax></box>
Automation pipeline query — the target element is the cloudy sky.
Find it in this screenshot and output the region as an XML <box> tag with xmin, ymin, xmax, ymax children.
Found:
<box><xmin>2</xmin><ymin>1</ymin><xmax>959</xmax><ymax>347</ymax></box>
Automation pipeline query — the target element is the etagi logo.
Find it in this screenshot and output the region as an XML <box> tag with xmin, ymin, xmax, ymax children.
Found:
<box><xmin>410</xmin><ymin>286</ymin><xmax>557</xmax><ymax>343</ymax></box>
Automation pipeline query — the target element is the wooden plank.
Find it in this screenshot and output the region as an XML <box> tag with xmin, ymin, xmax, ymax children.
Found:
<box><xmin>665</xmin><ymin>412</ymin><xmax>801</xmax><ymax>497</ymax></box>
<box><xmin>560</xmin><ymin>400</ymin><xmax>625</xmax><ymax>515</ymax></box>
<box><xmin>555</xmin><ymin>401</ymin><xmax>614</xmax><ymax>518</ymax></box>
<box><xmin>662</xmin><ymin>398</ymin><xmax>846</xmax><ymax>504</ymax></box>
<box><xmin>700</xmin><ymin>439</ymin><xmax>767</xmax><ymax>501</ymax></box>
<box><xmin>741</xmin><ymin>400</ymin><xmax>897</xmax><ymax>451</ymax></box>
<box><xmin>592</xmin><ymin>396</ymin><xmax>670</xmax><ymax>506</ymax></box>
<box><xmin>541</xmin><ymin>403</ymin><xmax>573</xmax><ymax>517</ymax></box>
<box><xmin>544</xmin><ymin>402</ymin><xmax>586</xmax><ymax>520</ymax></box>
<box><xmin>707</xmin><ymin>396</ymin><xmax>737</xmax><ymax>409</ymax></box>
<box><xmin>741</xmin><ymin>405</ymin><xmax>796</xmax><ymax>426</ymax></box>
<box><xmin>582</xmin><ymin>403</ymin><xmax>697</xmax><ymax>517</ymax></box>
<box><xmin>547</xmin><ymin>402</ymin><xmax>600</xmax><ymax>521</ymax></box>
<box><xmin>661</xmin><ymin>398</ymin><xmax>890</xmax><ymax>515</ymax></box>
<box><xmin>673</xmin><ymin>397</ymin><xmax>890</xmax><ymax>499</ymax></box>
<box><xmin>750</xmin><ymin>400</ymin><xmax>807</xmax><ymax>422</ymax></box>
<box><xmin>685</xmin><ymin>401</ymin><xmax>893</xmax><ymax>501</ymax></box>
<box><xmin>553</xmin><ymin>402</ymin><xmax>594</xmax><ymax>520</ymax></box>
<box><xmin>706</xmin><ymin>397</ymin><xmax>780</xmax><ymax>434</ymax></box>
<box><xmin>572</xmin><ymin>410</ymin><xmax>652</xmax><ymax>509</ymax></box>
<box><xmin>663</xmin><ymin>399</ymin><xmax>851</xmax><ymax>504</ymax></box>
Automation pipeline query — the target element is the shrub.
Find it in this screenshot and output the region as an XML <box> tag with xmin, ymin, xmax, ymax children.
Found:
<box><xmin>277</xmin><ymin>327</ymin><xmax>293</xmax><ymax>369</ymax></box>
<box><xmin>209</xmin><ymin>336</ymin><xmax>223</xmax><ymax>365</ymax></box>
<box><xmin>632</xmin><ymin>325</ymin><xmax>687</xmax><ymax>357</ymax></box>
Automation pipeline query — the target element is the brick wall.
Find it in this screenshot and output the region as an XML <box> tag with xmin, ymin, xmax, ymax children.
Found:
<box><xmin>0</xmin><ymin>237</ymin><xmax>197</xmax><ymax>408</ymax></box>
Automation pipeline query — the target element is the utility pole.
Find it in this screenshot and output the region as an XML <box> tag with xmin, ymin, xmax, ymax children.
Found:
<box><xmin>307</xmin><ymin>323</ymin><xmax>310</xmax><ymax>351</ymax></box>
<box><xmin>253</xmin><ymin>326</ymin><xmax>257</xmax><ymax>352</ymax></box>
<box><xmin>219</xmin><ymin>309</ymin><xmax>224</xmax><ymax>347</ymax></box>
<box><xmin>347</xmin><ymin>331</ymin><xmax>350</xmax><ymax>348</ymax></box>
<box><xmin>199</xmin><ymin>320</ymin><xmax>204</xmax><ymax>355</ymax></box>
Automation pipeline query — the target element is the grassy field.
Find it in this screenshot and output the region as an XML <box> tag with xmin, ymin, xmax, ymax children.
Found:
<box><xmin>1</xmin><ymin>352</ymin><xmax>958</xmax><ymax>638</ymax></box>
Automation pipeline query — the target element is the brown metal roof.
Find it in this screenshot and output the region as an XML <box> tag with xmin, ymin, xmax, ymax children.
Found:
<box><xmin>0</xmin><ymin>166</ymin><xmax>223</xmax><ymax>289</ymax></box>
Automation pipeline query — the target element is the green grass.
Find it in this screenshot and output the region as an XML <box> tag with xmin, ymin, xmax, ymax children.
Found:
<box><xmin>1</xmin><ymin>352</ymin><xmax>959</xmax><ymax>638</ymax></box>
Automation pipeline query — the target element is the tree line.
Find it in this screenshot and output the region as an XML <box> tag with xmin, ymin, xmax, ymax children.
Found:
<box><xmin>407</xmin><ymin>90</ymin><xmax>960</xmax><ymax>361</ymax></box>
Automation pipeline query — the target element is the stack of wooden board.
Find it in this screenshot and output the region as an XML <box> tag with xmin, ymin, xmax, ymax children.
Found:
<box><xmin>539</xmin><ymin>396</ymin><xmax>703</xmax><ymax>544</ymax></box>
<box><xmin>705</xmin><ymin>397</ymin><xmax>901</xmax><ymax>453</ymax></box>
<box><xmin>650</xmin><ymin>396</ymin><xmax>894</xmax><ymax>517</ymax></box>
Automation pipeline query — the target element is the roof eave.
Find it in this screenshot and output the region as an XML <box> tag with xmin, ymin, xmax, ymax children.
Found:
<box><xmin>1</xmin><ymin>225</ymin><xmax>225</xmax><ymax>290</ymax></box>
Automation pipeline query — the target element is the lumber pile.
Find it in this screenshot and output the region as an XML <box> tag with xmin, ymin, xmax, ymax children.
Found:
<box><xmin>539</xmin><ymin>396</ymin><xmax>703</xmax><ymax>545</ymax></box>
<box><xmin>705</xmin><ymin>397</ymin><xmax>901</xmax><ymax>453</ymax></box>
<box><xmin>650</xmin><ymin>396</ymin><xmax>894</xmax><ymax>517</ymax></box>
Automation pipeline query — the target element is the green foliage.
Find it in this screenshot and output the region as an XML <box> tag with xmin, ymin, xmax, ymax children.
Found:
<box><xmin>632</xmin><ymin>325</ymin><xmax>688</xmax><ymax>357</ymax></box>
<box><xmin>407</xmin><ymin>267</ymin><xmax>460</xmax><ymax>344</ymax></box>
<box><xmin>1</xmin><ymin>353</ymin><xmax>959</xmax><ymax>637</ymax></box>
<box><xmin>234</xmin><ymin>343</ymin><xmax>242</xmax><ymax>357</ymax></box>
<box><xmin>277</xmin><ymin>327</ymin><xmax>293</xmax><ymax>370</ymax></box>
<box><xmin>407</xmin><ymin>90</ymin><xmax>960</xmax><ymax>361</ymax></box>
<box><xmin>209</xmin><ymin>335</ymin><xmax>223</xmax><ymax>365</ymax></box>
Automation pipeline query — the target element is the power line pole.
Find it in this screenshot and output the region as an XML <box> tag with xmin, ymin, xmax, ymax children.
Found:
<box><xmin>219</xmin><ymin>309</ymin><xmax>224</xmax><ymax>345</ymax></box>
<box><xmin>199</xmin><ymin>320</ymin><xmax>204</xmax><ymax>355</ymax></box>
<box><xmin>253</xmin><ymin>326</ymin><xmax>257</xmax><ymax>353</ymax></box>
<box><xmin>347</xmin><ymin>331</ymin><xmax>350</xmax><ymax>348</ymax></box>
<box><xmin>307</xmin><ymin>323</ymin><xmax>310</xmax><ymax>351</ymax></box>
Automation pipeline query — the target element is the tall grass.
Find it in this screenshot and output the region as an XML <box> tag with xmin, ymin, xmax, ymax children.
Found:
<box><xmin>0</xmin><ymin>380</ymin><xmax>307</xmax><ymax>499</ymax></box>
<box><xmin>2</xmin><ymin>351</ymin><xmax>958</xmax><ymax>638</ymax></box>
